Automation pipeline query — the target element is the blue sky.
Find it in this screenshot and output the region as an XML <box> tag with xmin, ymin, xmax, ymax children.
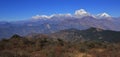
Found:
<box><xmin>0</xmin><ymin>0</ymin><xmax>120</xmax><ymax>21</ymax></box>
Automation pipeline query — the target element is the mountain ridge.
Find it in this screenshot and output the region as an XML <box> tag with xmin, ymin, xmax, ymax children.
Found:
<box><xmin>50</xmin><ymin>27</ymin><xmax>120</xmax><ymax>43</ymax></box>
<box><xmin>0</xmin><ymin>9</ymin><xmax>120</xmax><ymax>38</ymax></box>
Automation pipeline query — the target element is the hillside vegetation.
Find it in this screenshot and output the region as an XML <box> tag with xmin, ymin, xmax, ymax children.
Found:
<box><xmin>0</xmin><ymin>34</ymin><xmax>120</xmax><ymax>57</ymax></box>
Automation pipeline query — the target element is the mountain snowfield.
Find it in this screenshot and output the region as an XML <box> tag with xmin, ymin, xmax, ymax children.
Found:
<box><xmin>97</xmin><ymin>12</ymin><xmax>111</xmax><ymax>18</ymax></box>
<box><xmin>32</xmin><ymin>9</ymin><xmax>112</xmax><ymax>19</ymax></box>
<box><xmin>0</xmin><ymin>9</ymin><xmax>120</xmax><ymax>38</ymax></box>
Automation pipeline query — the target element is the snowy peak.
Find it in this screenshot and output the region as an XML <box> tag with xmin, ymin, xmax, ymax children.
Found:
<box><xmin>97</xmin><ymin>12</ymin><xmax>111</xmax><ymax>18</ymax></box>
<box><xmin>100</xmin><ymin>13</ymin><xmax>111</xmax><ymax>17</ymax></box>
<box><xmin>51</xmin><ymin>13</ymin><xmax>72</xmax><ymax>18</ymax></box>
<box><xmin>32</xmin><ymin>15</ymin><xmax>51</xmax><ymax>19</ymax></box>
<box><xmin>32</xmin><ymin>13</ymin><xmax>72</xmax><ymax>20</ymax></box>
<box><xmin>75</xmin><ymin>9</ymin><xmax>87</xmax><ymax>15</ymax></box>
<box><xmin>74</xmin><ymin>9</ymin><xmax>91</xmax><ymax>18</ymax></box>
<box><xmin>31</xmin><ymin>9</ymin><xmax>114</xmax><ymax>20</ymax></box>
<box><xmin>75</xmin><ymin>9</ymin><xmax>89</xmax><ymax>15</ymax></box>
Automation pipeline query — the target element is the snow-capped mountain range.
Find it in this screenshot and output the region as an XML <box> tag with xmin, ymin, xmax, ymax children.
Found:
<box><xmin>0</xmin><ymin>9</ymin><xmax>120</xmax><ymax>38</ymax></box>
<box><xmin>31</xmin><ymin>9</ymin><xmax>112</xmax><ymax>19</ymax></box>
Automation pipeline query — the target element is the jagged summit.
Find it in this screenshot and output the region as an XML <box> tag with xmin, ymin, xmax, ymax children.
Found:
<box><xmin>75</xmin><ymin>9</ymin><xmax>88</xmax><ymax>15</ymax></box>
<box><xmin>97</xmin><ymin>12</ymin><xmax>111</xmax><ymax>18</ymax></box>
<box><xmin>74</xmin><ymin>9</ymin><xmax>90</xmax><ymax>17</ymax></box>
<box><xmin>31</xmin><ymin>9</ymin><xmax>114</xmax><ymax>19</ymax></box>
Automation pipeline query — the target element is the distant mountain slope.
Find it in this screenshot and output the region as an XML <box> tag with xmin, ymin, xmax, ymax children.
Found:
<box><xmin>50</xmin><ymin>28</ymin><xmax>120</xmax><ymax>43</ymax></box>
<box><xmin>0</xmin><ymin>9</ymin><xmax>120</xmax><ymax>38</ymax></box>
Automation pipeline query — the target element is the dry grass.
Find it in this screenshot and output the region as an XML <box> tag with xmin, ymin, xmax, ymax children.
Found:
<box><xmin>0</xmin><ymin>35</ymin><xmax>120</xmax><ymax>57</ymax></box>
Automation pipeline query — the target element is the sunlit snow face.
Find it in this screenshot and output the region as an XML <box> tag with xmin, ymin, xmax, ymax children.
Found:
<box><xmin>75</xmin><ymin>9</ymin><xmax>88</xmax><ymax>15</ymax></box>
<box><xmin>31</xmin><ymin>9</ymin><xmax>112</xmax><ymax>20</ymax></box>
